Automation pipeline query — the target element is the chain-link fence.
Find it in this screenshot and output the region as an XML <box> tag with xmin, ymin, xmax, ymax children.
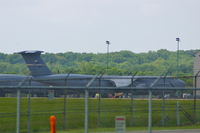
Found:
<box><xmin>0</xmin><ymin>76</ymin><xmax>200</xmax><ymax>133</ymax></box>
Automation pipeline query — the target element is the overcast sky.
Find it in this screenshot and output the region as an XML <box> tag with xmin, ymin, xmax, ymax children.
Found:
<box><xmin>0</xmin><ymin>0</ymin><xmax>199</xmax><ymax>54</ymax></box>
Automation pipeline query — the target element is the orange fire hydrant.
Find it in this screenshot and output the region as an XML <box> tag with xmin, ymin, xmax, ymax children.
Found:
<box><xmin>50</xmin><ymin>115</ymin><xmax>56</xmax><ymax>133</ymax></box>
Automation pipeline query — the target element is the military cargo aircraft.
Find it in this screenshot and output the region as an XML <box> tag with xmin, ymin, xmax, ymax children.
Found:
<box><xmin>0</xmin><ymin>50</ymin><xmax>185</xmax><ymax>97</ymax></box>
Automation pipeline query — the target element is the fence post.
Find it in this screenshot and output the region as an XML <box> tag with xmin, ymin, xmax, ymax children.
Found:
<box><xmin>85</xmin><ymin>75</ymin><xmax>99</xmax><ymax>133</ymax></box>
<box><xmin>161</xmin><ymin>73</ymin><xmax>168</xmax><ymax>126</ymax></box>
<box><xmin>193</xmin><ymin>72</ymin><xmax>199</xmax><ymax>123</ymax></box>
<box><xmin>63</xmin><ymin>71</ymin><xmax>72</xmax><ymax>130</ymax></box>
<box><xmin>84</xmin><ymin>87</ymin><xmax>89</xmax><ymax>133</ymax></box>
<box><xmin>130</xmin><ymin>89</ymin><xmax>134</xmax><ymax>126</ymax></box>
<box><xmin>27</xmin><ymin>90</ymin><xmax>31</xmax><ymax>133</ymax></box>
<box><xmin>27</xmin><ymin>78</ymin><xmax>32</xmax><ymax>133</ymax></box>
<box><xmin>16</xmin><ymin>89</ymin><xmax>21</xmax><ymax>133</ymax></box>
<box><xmin>148</xmin><ymin>89</ymin><xmax>152</xmax><ymax>133</ymax></box>
<box><xmin>131</xmin><ymin>72</ymin><xmax>134</xmax><ymax>126</ymax></box>
<box><xmin>176</xmin><ymin>101</ymin><xmax>180</xmax><ymax>126</ymax></box>
<box><xmin>161</xmin><ymin>90</ymin><xmax>166</xmax><ymax>126</ymax></box>
<box><xmin>193</xmin><ymin>88</ymin><xmax>197</xmax><ymax>123</ymax></box>
<box><xmin>147</xmin><ymin>76</ymin><xmax>162</xmax><ymax>133</ymax></box>
<box><xmin>97</xmin><ymin>75</ymin><xmax>103</xmax><ymax>127</ymax></box>
<box><xmin>130</xmin><ymin>73</ymin><xmax>136</xmax><ymax>126</ymax></box>
<box><xmin>63</xmin><ymin>93</ymin><xmax>67</xmax><ymax>130</ymax></box>
<box><xmin>63</xmin><ymin>72</ymin><xmax>70</xmax><ymax>130</ymax></box>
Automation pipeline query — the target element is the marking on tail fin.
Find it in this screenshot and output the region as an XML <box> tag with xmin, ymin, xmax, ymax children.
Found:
<box><xmin>16</xmin><ymin>50</ymin><xmax>52</xmax><ymax>77</ymax></box>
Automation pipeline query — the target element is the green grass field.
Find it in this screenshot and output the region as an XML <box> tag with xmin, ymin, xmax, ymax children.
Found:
<box><xmin>0</xmin><ymin>97</ymin><xmax>200</xmax><ymax>133</ymax></box>
<box><xmin>39</xmin><ymin>126</ymin><xmax>200</xmax><ymax>133</ymax></box>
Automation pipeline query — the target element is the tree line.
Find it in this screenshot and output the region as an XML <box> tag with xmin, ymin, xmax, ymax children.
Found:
<box><xmin>0</xmin><ymin>49</ymin><xmax>199</xmax><ymax>85</ymax></box>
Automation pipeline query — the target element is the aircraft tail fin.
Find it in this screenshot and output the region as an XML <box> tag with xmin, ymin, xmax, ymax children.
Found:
<box><xmin>16</xmin><ymin>50</ymin><xmax>52</xmax><ymax>76</ymax></box>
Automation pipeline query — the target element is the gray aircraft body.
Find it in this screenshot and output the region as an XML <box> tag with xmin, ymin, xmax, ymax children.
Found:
<box><xmin>0</xmin><ymin>50</ymin><xmax>185</xmax><ymax>96</ymax></box>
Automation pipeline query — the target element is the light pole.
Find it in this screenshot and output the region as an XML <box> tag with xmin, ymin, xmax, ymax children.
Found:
<box><xmin>106</xmin><ymin>41</ymin><xmax>110</xmax><ymax>74</ymax></box>
<box><xmin>176</xmin><ymin>38</ymin><xmax>180</xmax><ymax>98</ymax></box>
<box><xmin>176</xmin><ymin>38</ymin><xmax>180</xmax><ymax>78</ymax></box>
